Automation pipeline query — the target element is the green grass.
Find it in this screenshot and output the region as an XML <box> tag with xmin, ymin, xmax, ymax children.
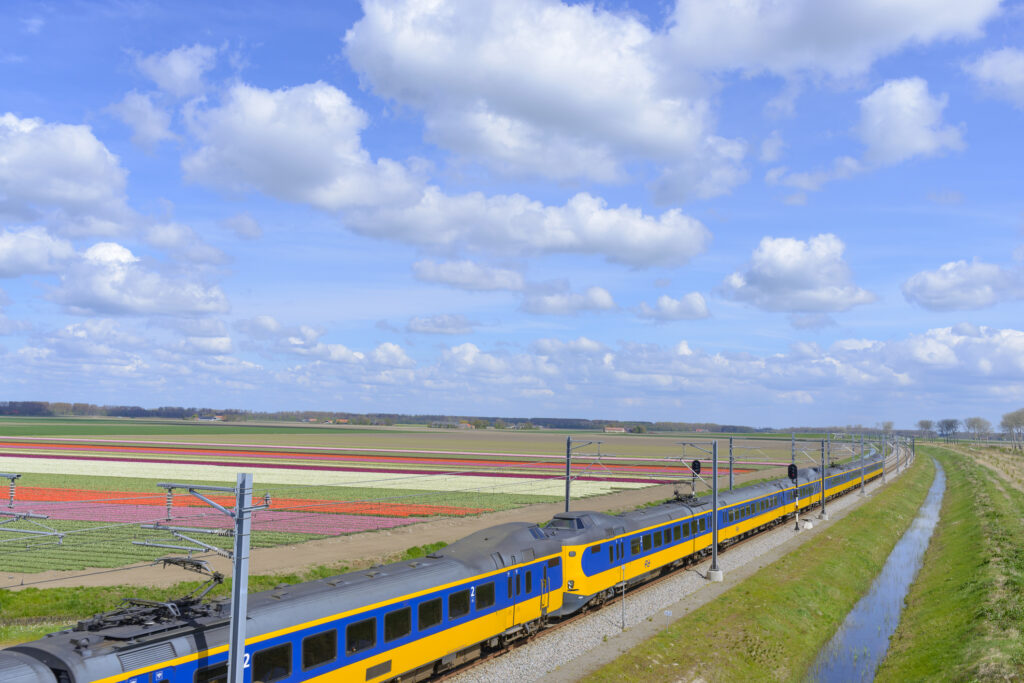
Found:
<box><xmin>0</xmin><ymin>541</ymin><xmax>447</xmax><ymax>645</ymax></box>
<box><xmin>876</xmin><ymin>446</ymin><xmax>1024</xmax><ymax>680</ymax></box>
<box><xmin>585</xmin><ymin>454</ymin><xmax>934</xmax><ymax>682</ymax></box>
<box><xmin>0</xmin><ymin>519</ymin><xmax>323</xmax><ymax>573</ymax></box>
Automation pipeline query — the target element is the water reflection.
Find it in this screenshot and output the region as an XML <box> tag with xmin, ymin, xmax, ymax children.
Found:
<box><xmin>809</xmin><ymin>460</ymin><xmax>945</xmax><ymax>682</ymax></box>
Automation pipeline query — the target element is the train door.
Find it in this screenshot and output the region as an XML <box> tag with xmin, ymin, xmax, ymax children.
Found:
<box><xmin>508</xmin><ymin>569</ymin><xmax>517</xmax><ymax>626</ymax></box>
<box><xmin>540</xmin><ymin>564</ymin><xmax>549</xmax><ymax>617</ymax></box>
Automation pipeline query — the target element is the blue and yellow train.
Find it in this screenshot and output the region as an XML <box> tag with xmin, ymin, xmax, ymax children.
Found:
<box><xmin>0</xmin><ymin>453</ymin><xmax>884</xmax><ymax>683</ymax></box>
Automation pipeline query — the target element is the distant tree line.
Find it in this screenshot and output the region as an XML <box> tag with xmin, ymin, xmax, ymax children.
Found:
<box><xmin>915</xmin><ymin>409</ymin><xmax>1024</xmax><ymax>450</ymax></box>
<box><xmin>0</xmin><ymin>400</ymin><xmax>769</xmax><ymax>434</ymax></box>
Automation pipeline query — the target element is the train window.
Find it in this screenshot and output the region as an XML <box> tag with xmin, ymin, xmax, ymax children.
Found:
<box><xmin>449</xmin><ymin>589</ymin><xmax>470</xmax><ymax>620</ymax></box>
<box><xmin>477</xmin><ymin>582</ymin><xmax>496</xmax><ymax>610</ymax></box>
<box><xmin>591</xmin><ymin>544</ymin><xmax>601</xmax><ymax>553</ymax></box>
<box><xmin>419</xmin><ymin>598</ymin><xmax>442</xmax><ymax>631</ymax></box>
<box><xmin>548</xmin><ymin>558</ymin><xmax>560</xmax><ymax>568</ymax></box>
<box><xmin>682</xmin><ymin>522</ymin><xmax>690</xmax><ymax>537</ymax></box>
<box><xmin>728</xmin><ymin>510</ymin><xmax>734</xmax><ymax>522</ymax></box>
<box><xmin>508</xmin><ymin>575</ymin><xmax>514</xmax><ymax>598</ymax></box>
<box><xmin>194</xmin><ymin>663</ymin><xmax>226</xmax><ymax>683</ymax></box>
<box><xmin>642</xmin><ymin>535</ymin><xmax>652</xmax><ymax>552</ymax></box>
<box><xmin>525</xmin><ymin>571</ymin><xmax>533</xmax><ymax>594</ymax></box>
<box><xmin>609</xmin><ymin>545</ymin><xmax>614</xmax><ymax>563</ymax></box>
<box><xmin>699</xmin><ymin>518</ymin><xmax>706</xmax><ymax>532</ymax></box>
<box><xmin>253</xmin><ymin>643</ymin><xmax>291</xmax><ymax>682</ymax></box>
<box><xmin>346</xmin><ymin>618</ymin><xmax>376</xmax><ymax>655</ymax></box>
<box><xmin>302</xmin><ymin>629</ymin><xmax>337</xmax><ymax>670</ymax></box>
<box><xmin>385</xmin><ymin>607</ymin><xmax>411</xmax><ymax>642</ymax></box>
<box><xmin>653</xmin><ymin>531</ymin><xmax>662</xmax><ymax>548</ymax></box>
<box><xmin>673</xmin><ymin>525</ymin><xmax>681</xmax><ymax>542</ymax></box>
<box><xmin>631</xmin><ymin>537</ymin><xmax>641</xmax><ymax>554</ymax></box>
<box><xmin>516</xmin><ymin>573</ymin><xmax>522</xmax><ymax>596</ymax></box>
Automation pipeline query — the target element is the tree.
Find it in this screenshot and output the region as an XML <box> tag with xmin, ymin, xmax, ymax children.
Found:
<box><xmin>964</xmin><ymin>417</ymin><xmax>991</xmax><ymax>443</ymax></box>
<box><xmin>882</xmin><ymin>421</ymin><xmax>894</xmax><ymax>433</ymax></box>
<box><xmin>937</xmin><ymin>418</ymin><xmax>961</xmax><ymax>442</ymax></box>
<box><xmin>1001</xmin><ymin>408</ymin><xmax>1024</xmax><ymax>451</ymax></box>
<box><xmin>917</xmin><ymin>419</ymin><xmax>933</xmax><ymax>437</ymax></box>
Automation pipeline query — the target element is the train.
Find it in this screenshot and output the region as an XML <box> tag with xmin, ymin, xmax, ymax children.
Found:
<box><xmin>0</xmin><ymin>452</ymin><xmax>885</xmax><ymax>683</ymax></box>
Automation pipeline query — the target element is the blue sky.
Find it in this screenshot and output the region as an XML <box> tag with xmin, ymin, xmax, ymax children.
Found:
<box><xmin>1</xmin><ymin>0</ymin><xmax>1023</xmax><ymax>428</ymax></box>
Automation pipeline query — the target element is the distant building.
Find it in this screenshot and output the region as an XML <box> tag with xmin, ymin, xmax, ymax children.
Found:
<box><xmin>604</xmin><ymin>426</ymin><xmax>626</xmax><ymax>433</ymax></box>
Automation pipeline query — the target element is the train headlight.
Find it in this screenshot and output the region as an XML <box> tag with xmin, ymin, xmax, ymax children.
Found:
<box><xmin>567</xmin><ymin>580</ymin><xmax>574</xmax><ymax>590</ymax></box>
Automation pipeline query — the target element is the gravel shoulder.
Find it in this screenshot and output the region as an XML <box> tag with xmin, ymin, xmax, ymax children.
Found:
<box><xmin>451</xmin><ymin>459</ymin><xmax>909</xmax><ymax>683</ymax></box>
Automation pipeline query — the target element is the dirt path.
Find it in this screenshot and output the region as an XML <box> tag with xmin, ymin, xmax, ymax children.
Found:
<box><xmin>3</xmin><ymin>481</ymin><xmax>699</xmax><ymax>591</ymax></box>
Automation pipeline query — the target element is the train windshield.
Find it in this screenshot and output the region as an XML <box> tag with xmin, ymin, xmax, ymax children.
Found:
<box><xmin>547</xmin><ymin>517</ymin><xmax>584</xmax><ymax>530</ymax></box>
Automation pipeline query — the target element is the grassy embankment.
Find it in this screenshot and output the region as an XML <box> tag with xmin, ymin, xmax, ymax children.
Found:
<box><xmin>0</xmin><ymin>542</ymin><xmax>447</xmax><ymax>646</ymax></box>
<box><xmin>586</xmin><ymin>452</ymin><xmax>934</xmax><ymax>682</ymax></box>
<box><xmin>876</xmin><ymin>445</ymin><xmax>1024</xmax><ymax>679</ymax></box>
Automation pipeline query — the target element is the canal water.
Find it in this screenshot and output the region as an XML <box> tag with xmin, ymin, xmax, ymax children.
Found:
<box><xmin>809</xmin><ymin>460</ymin><xmax>946</xmax><ymax>682</ymax></box>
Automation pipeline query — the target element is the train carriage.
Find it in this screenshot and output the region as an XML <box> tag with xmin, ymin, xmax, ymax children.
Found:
<box><xmin>0</xmin><ymin>453</ymin><xmax>885</xmax><ymax>683</ymax></box>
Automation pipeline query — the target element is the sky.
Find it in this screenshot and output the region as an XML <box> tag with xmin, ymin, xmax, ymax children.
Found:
<box><xmin>1</xmin><ymin>0</ymin><xmax>1023</xmax><ymax>429</ymax></box>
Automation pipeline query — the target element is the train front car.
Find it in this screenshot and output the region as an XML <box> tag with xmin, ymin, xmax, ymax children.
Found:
<box><xmin>0</xmin><ymin>650</ymin><xmax>60</xmax><ymax>683</ymax></box>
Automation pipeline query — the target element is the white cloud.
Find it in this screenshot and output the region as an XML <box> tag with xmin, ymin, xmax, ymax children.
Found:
<box><xmin>183</xmin><ymin>336</ymin><xmax>233</xmax><ymax>355</ymax></box>
<box><xmin>857</xmin><ymin>78</ymin><xmax>964</xmax><ymax>165</ymax></box>
<box><xmin>0</xmin><ymin>226</ymin><xmax>73</xmax><ymax>276</ymax></box>
<box><xmin>22</xmin><ymin>17</ymin><xmax>44</xmax><ymax>35</ymax></box>
<box><xmin>766</xmin><ymin>156</ymin><xmax>861</xmax><ymax>192</ymax></box>
<box><xmin>636</xmin><ymin>292</ymin><xmax>710</xmax><ymax>321</ymax></box>
<box><xmin>522</xmin><ymin>285</ymin><xmax>615</xmax><ymax>315</ymax></box>
<box><xmin>349</xmin><ymin>190</ymin><xmax>711</xmax><ymax>268</ymax></box>
<box><xmin>789</xmin><ymin>313</ymin><xmax>837</xmax><ymax>329</ymax></box>
<box><xmin>146</xmin><ymin>222</ymin><xmax>225</xmax><ymax>263</ymax></box>
<box><xmin>0</xmin><ymin>113</ymin><xmax>130</xmax><ymax>234</ymax></box>
<box><xmin>407</xmin><ymin>314</ymin><xmax>475</xmax><ymax>335</ymax></box>
<box><xmin>136</xmin><ymin>44</ymin><xmax>217</xmax><ymax>98</ymax></box>
<box><xmin>413</xmin><ymin>259</ymin><xmax>524</xmax><ymax>291</ymax></box>
<box><xmin>442</xmin><ymin>342</ymin><xmax>509</xmax><ymax>376</ymax></box>
<box><xmin>372</xmin><ymin>342</ymin><xmax>415</xmax><ymax>367</ymax></box>
<box><xmin>234</xmin><ymin>315</ymin><xmax>281</xmax><ymax>338</ymax></box>
<box><xmin>183</xmin><ymin>81</ymin><xmax>711</xmax><ymax>267</ymax></box>
<box><xmin>54</xmin><ymin>242</ymin><xmax>229</xmax><ymax>316</ymax></box>
<box><xmin>183</xmin><ymin>82</ymin><xmax>422</xmax><ymax>210</ymax></box>
<box><xmin>345</xmin><ymin>0</ymin><xmax>746</xmax><ymax>199</ymax></box>
<box><xmin>109</xmin><ymin>92</ymin><xmax>175</xmax><ymax>148</ymax></box>
<box><xmin>666</xmin><ymin>0</ymin><xmax>1000</xmax><ymax>78</ymax></box>
<box><xmin>767</xmin><ymin>78</ymin><xmax>963</xmax><ymax>195</ymax></box>
<box><xmin>965</xmin><ymin>48</ymin><xmax>1024</xmax><ymax>108</ymax></box>
<box><xmin>902</xmin><ymin>259</ymin><xmax>1024</xmax><ymax>310</ymax></box>
<box><xmin>721</xmin><ymin>233</ymin><xmax>875</xmax><ymax>312</ymax></box>
<box><xmin>760</xmin><ymin>130</ymin><xmax>784</xmax><ymax>163</ymax></box>
<box><xmin>533</xmin><ymin>336</ymin><xmax>606</xmax><ymax>355</ymax></box>
<box><xmin>221</xmin><ymin>213</ymin><xmax>262</xmax><ymax>239</ymax></box>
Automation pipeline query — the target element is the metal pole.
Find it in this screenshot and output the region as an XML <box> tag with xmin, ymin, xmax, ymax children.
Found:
<box><xmin>8</xmin><ymin>478</ymin><xmax>16</xmax><ymax>509</ymax></box>
<box><xmin>166</xmin><ymin>489</ymin><xmax>173</xmax><ymax>521</ymax></box>
<box><xmin>819</xmin><ymin>440</ymin><xmax>827</xmax><ymax>519</ymax></box>
<box><xmin>827</xmin><ymin>433</ymin><xmax>831</xmax><ymax>467</ymax></box>
<box><xmin>881</xmin><ymin>438</ymin><xmax>887</xmax><ymax>484</ymax></box>
<box><xmin>791</xmin><ymin>432</ymin><xmax>796</xmax><ymax>468</ymax></box>
<box><xmin>860</xmin><ymin>434</ymin><xmax>866</xmax><ymax>496</ymax></box>
<box><xmin>565</xmin><ymin>436</ymin><xmax>571</xmax><ymax>513</ymax></box>
<box><xmin>620</xmin><ymin>563</ymin><xmax>625</xmax><ymax>630</ymax></box>
<box><xmin>708</xmin><ymin>441</ymin><xmax>722</xmax><ymax>581</ymax></box>
<box><xmin>728</xmin><ymin>436</ymin><xmax>734</xmax><ymax>491</ymax></box>
<box><xmin>228</xmin><ymin>473</ymin><xmax>253</xmax><ymax>683</ymax></box>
